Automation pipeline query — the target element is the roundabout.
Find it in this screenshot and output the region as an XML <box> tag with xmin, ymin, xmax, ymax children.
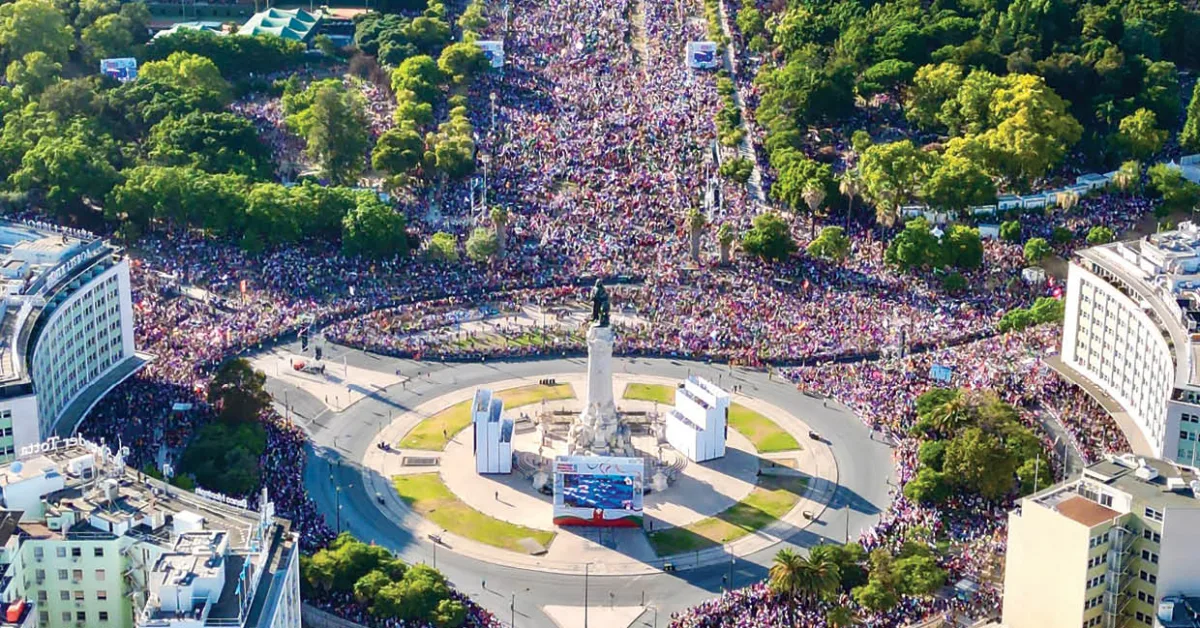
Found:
<box><xmin>264</xmin><ymin>340</ymin><xmax>895</xmax><ymax>628</ymax></box>
<box><xmin>364</xmin><ymin>371</ymin><xmax>838</xmax><ymax>573</ymax></box>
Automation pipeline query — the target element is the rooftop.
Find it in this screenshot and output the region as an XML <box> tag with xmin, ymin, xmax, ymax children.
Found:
<box><xmin>1029</xmin><ymin>454</ymin><xmax>1200</xmax><ymax>525</ymax></box>
<box><xmin>0</xmin><ymin>222</ymin><xmax>115</xmax><ymax>397</ymax></box>
<box><xmin>238</xmin><ymin>8</ymin><xmax>323</xmax><ymax>42</ymax></box>
<box><xmin>1158</xmin><ymin>595</ymin><xmax>1200</xmax><ymax>627</ymax></box>
<box><xmin>1054</xmin><ymin>495</ymin><xmax>1120</xmax><ymax>527</ymax></box>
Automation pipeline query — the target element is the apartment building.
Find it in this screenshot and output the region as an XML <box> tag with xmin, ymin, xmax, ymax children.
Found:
<box><xmin>0</xmin><ymin>438</ymin><xmax>300</xmax><ymax>628</ymax></box>
<box><xmin>1061</xmin><ymin>221</ymin><xmax>1200</xmax><ymax>467</ymax></box>
<box><xmin>1003</xmin><ymin>455</ymin><xmax>1200</xmax><ymax>628</ymax></box>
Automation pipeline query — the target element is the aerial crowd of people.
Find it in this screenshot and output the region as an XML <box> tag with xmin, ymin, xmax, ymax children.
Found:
<box><xmin>60</xmin><ymin>0</ymin><xmax>1166</xmax><ymax>625</ymax></box>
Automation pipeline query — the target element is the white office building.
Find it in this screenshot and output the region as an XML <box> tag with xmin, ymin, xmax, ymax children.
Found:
<box><xmin>0</xmin><ymin>438</ymin><xmax>300</xmax><ymax>628</ymax></box>
<box><xmin>472</xmin><ymin>389</ymin><xmax>512</xmax><ymax>474</ymax></box>
<box><xmin>665</xmin><ymin>376</ymin><xmax>728</xmax><ymax>463</ymax></box>
<box><xmin>1061</xmin><ymin>222</ymin><xmax>1200</xmax><ymax>468</ymax></box>
<box><xmin>0</xmin><ymin>223</ymin><xmax>143</xmax><ymax>465</ymax></box>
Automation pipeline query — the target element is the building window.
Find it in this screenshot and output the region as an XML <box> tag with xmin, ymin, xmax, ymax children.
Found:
<box><xmin>1145</xmin><ymin>507</ymin><xmax>1164</xmax><ymax>522</ymax></box>
<box><xmin>55</xmin><ymin>547</ymin><xmax>65</xmax><ymax>558</ymax></box>
<box><xmin>1140</xmin><ymin>570</ymin><xmax>1158</xmax><ymax>584</ymax></box>
<box><xmin>70</xmin><ymin>547</ymin><xmax>80</xmax><ymax>558</ymax></box>
<box><xmin>36</xmin><ymin>591</ymin><xmax>45</xmax><ymax>603</ymax></box>
<box><xmin>58</xmin><ymin>591</ymin><xmax>67</xmax><ymax>601</ymax></box>
<box><xmin>1143</xmin><ymin>529</ymin><xmax>1162</xmax><ymax>543</ymax></box>
<box><xmin>1100</xmin><ymin>493</ymin><xmax>1114</xmax><ymax>507</ymax></box>
<box><xmin>60</xmin><ymin>612</ymin><xmax>69</xmax><ymax>624</ymax></box>
<box><xmin>93</xmin><ymin>547</ymin><xmax>103</xmax><ymax>557</ymax></box>
<box><xmin>96</xmin><ymin>590</ymin><xmax>106</xmax><ymax>600</ymax></box>
<box><xmin>56</xmin><ymin>569</ymin><xmax>66</xmax><ymax>581</ymax></box>
<box><xmin>75</xmin><ymin>612</ymin><xmax>85</xmax><ymax>622</ymax></box>
<box><xmin>99</xmin><ymin>611</ymin><xmax>108</xmax><ymax>622</ymax></box>
<box><xmin>38</xmin><ymin>611</ymin><xmax>47</xmax><ymax>625</ymax></box>
<box><xmin>33</xmin><ymin>547</ymin><xmax>42</xmax><ymax>560</ymax></box>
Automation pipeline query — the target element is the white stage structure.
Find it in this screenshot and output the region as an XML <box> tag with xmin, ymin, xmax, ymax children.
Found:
<box><xmin>472</xmin><ymin>388</ymin><xmax>513</xmax><ymax>474</ymax></box>
<box><xmin>666</xmin><ymin>376</ymin><xmax>729</xmax><ymax>462</ymax></box>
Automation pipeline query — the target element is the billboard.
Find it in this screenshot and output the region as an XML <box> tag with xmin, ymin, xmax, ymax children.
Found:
<box><xmin>477</xmin><ymin>40</ymin><xmax>505</xmax><ymax>69</ymax></box>
<box><xmin>553</xmin><ymin>455</ymin><xmax>644</xmax><ymax>527</ymax></box>
<box><xmin>686</xmin><ymin>42</ymin><xmax>719</xmax><ymax>69</ymax></box>
<box><xmin>100</xmin><ymin>57</ymin><xmax>138</xmax><ymax>82</ymax></box>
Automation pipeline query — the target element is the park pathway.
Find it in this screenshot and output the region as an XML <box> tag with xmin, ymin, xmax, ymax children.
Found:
<box><xmin>714</xmin><ymin>0</ymin><xmax>766</xmax><ymax>208</ymax></box>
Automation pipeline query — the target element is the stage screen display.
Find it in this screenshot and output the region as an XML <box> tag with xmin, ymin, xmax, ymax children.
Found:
<box><xmin>553</xmin><ymin>455</ymin><xmax>643</xmax><ymax>527</ymax></box>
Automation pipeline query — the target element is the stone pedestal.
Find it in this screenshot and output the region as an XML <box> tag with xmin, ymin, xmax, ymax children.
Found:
<box><xmin>568</xmin><ymin>325</ymin><xmax>633</xmax><ymax>456</ymax></box>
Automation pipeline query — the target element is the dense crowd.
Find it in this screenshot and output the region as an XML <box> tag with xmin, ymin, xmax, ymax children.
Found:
<box><xmin>60</xmin><ymin>0</ymin><xmax>1160</xmax><ymax>627</ymax></box>
<box><xmin>305</xmin><ymin>590</ymin><xmax>498</xmax><ymax>628</ymax></box>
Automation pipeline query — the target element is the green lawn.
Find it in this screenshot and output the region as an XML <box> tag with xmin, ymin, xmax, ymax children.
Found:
<box><xmin>623</xmin><ymin>382</ymin><xmax>676</xmax><ymax>405</ymax></box>
<box><xmin>728</xmin><ymin>403</ymin><xmax>801</xmax><ymax>453</ymax></box>
<box><xmin>400</xmin><ymin>383</ymin><xmax>575</xmax><ymax>450</ymax></box>
<box><xmin>647</xmin><ymin>475</ymin><xmax>809</xmax><ymax>556</ymax></box>
<box><xmin>392</xmin><ymin>474</ymin><xmax>556</xmax><ymax>553</ymax></box>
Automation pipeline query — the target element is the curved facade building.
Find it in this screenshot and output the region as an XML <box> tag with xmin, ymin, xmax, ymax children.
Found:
<box><xmin>0</xmin><ymin>223</ymin><xmax>140</xmax><ymax>462</ymax></box>
<box><xmin>1062</xmin><ymin>222</ymin><xmax>1200</xmax><ymax>466</ymax></box>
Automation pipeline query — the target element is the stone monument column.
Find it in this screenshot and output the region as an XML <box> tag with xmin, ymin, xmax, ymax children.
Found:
<box><xmin>582</xmin><ymin>324</ymin><xmax>616</xmax><ymax>423</ymax></box>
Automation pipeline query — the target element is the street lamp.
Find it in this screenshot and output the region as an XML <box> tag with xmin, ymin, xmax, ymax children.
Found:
<box><xmin>480</xmin><ymin>153</ymin><xmax>490</xmax><ymax>211</ymax></box>
<box><xmin>489</xmin><ymin>91</ymin><xmax>497</xmax><ymax>130</ymax></box>
<box><xmin>646</xmin><ymin>605</ymin><xmax>658</xmax><ymax>628</ymax></box>
<box><xmin>583</xmin><ymin>563</ymin><xmax>592</xmax><ymax>628</ymax></box>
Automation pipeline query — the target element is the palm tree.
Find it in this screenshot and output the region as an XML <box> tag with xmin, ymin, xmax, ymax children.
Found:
<box><xmin>717</xmin><ymin>223</ymin><xmax>735</xmax><ymax>265</ymax></box>
<box><xmin>1056</xmin><ymin>190</ymin><xmax>1080</xmax><ymax>214</ymax></box>
<box><xmin>489</xmin><ymin>206</ymin><xmax>509</xmax><ymax>259</ymax></box>
<box><xmin>840</xmin><ymin>171</ymin><xmax>862</xmax><ymax>228</ymax></box>
<box><xmin>802</xmin><ymin>185</ymin><xmax>827</xmax><ymax>239</ymax></box>
<box><xmin>1113</xmin><ymin>160</ymin><xmax>1140</xmax><ymax>196</ymax></box>
<box><xmin>826</xmin><ymin>606</ymin><xmax>857</xmax><ymax>627</ymax></box>
<box><xmin>769</xmin><ymin>549</ymin><xmax>842</xmax><ymax>624</ymax></box>
<box><xmin>686</xmin><ymin>207</ymin><xmax>707</xmax><ymax>263</ymax></box>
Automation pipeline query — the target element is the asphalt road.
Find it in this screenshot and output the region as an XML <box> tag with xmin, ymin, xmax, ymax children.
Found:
<box><xmin>269</xmin><ymin>341</ymin><xmax>895</xmax><ymax>628</ymax></box>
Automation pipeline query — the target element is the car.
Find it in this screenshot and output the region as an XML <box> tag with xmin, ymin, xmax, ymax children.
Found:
<box><xmin>808</xmin><ymin>430</ymin><xmax>821</xmax><ymax>441</ymax></box>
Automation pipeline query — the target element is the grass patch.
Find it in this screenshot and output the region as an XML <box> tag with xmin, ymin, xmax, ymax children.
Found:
<box><xmin>392</xmin><ymin>474</ymin><xmax>555</xmax><ymax>553</ymax></box>
<box><xmin>729</xmin><ymin>403</ymin><xmax>801</xmax><ymax>453</ymax></box>
<box><xmin>499</xmin><ymin>382</ymin><xmax>575</xmax><ymax>408</ymax></box>
<box><xmin>400</xmin><ymin>383</ymin><xmax>574</xmax><ymax>450</ymax></box>
<box><xmin>647</xmin><ymin>475</ymin><xmax>809</xmax><ymax>556</ymax></box>
<box><xmin>623</xmin><ymin>382</ymin><xmax>675</xmax><ymax>405</ymax></box>
<box><xmin>401</xmin><ymin>399</ymin><xmax>473</xmax><ymax>450</ymax></box>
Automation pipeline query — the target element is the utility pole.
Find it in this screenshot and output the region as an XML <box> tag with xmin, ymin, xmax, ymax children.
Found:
<box><xmin>583</xmin><ymin>563</ymin><xmax>590</xmax><ymax>628</ymax></box>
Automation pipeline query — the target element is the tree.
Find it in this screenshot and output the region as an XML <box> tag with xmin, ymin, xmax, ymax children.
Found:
<box><xmin>1087</xmin><ymin>225</ymin><xmax>1115</xmax><ymax>245</ymax></box>
<box><xmin>139</xmin><ymin>52</ymin><xmax>231</xmax><ymax>105</ymax></box>
<box><xmin>983</xmin><ymin>74</ymin><xmax>1082</xmax><ymax>184</ymax></box>
<box><xmin>438</xmin><ymin>42</ymin><xmax>487</xmax><ymax>84</ymax></box>
<box><xmin>207</xmin><ymin>358</ymin><xmax>272</xmax><ymax>424</ymax></box>
<box><xmin>304</xmin><ymin>533</ymin><xmax>406</xmax><ymax>594</ymax></box>
<box><xmin>999</xmin><ymin>220</ymin><xmax>1021</xmax><ymax>243</ymax></box>
<box><xmin>943</xmin><ymin>427</ymin><xmax>1018</xmax><ymax>500</ymax></box>
<box><xmin>923</xmin><ymin>155</ymin><xmax>995</xmax><ymax>214</ymax></box>
<box><xmin>1148</xmin><ymin>163</ymin><xmax>1200</xmax><ymax>215</ymax></box>
<box><xmin>769</xmin><ymin>548</ymin><xmax>840</xmax><ymax>624</ymax></box>
<box><xmin>839</xmin><ymin>171</ymin><xmax>863</xmax><ymax>222</ymax></box>
<box><xmin>906</xmin><ymin>63</ymin><xmax>963</xmax><ymax>131</ymax></box>
<box><xmin>772</xmin><ymin>153</ymin><xmax>832</xmax><ymax>217</ymax></box>
<box><xmin>826</xmin><ymin>607</ymin><xmax>857</xmax><ymax>628</ymax></box>
<box><xmin>717</xmin><ymin>223</ymin><xmax>735</xmax><ymax>265</ymax></box>
<box><xmin>903</xmin><ymin>467</ymin><xmax>950</xmax><ymax>503</ymax></box>
<box><xmin>941</xmin><ymin>225</ymin><xmax>983</xmax><ymax>269</ymax></box>
<box><xmin>1117</xmin><ymin>108</ymin><xmax>1167</xmax><ymax>160</ymax></box>
<box><xmin>1183</xmin><ymin>82</ymin><xmax>1200</xmax><ymax>153</ymax></box>
<box><xmin>852</xmin><ymin>550</ymin><xmax>899</xmax><ymax>613</ymax></box>
<box><xmin>894</xmin><ymin>550</ymin><xmax>946</xmax><ymax>596</ymax></box>
<box><xmin>807</xmin><ymin>226</ymin><xmax>851</xmax><ymax>263</ymax></box>
<box><xmin>1056</xmin><ymin>190</ymin><xmax>1080</xmax><ymax>213</ymax></box>
<box><xmin>685</xmin><ymin>207</ymin><xmax>706</xmax><ymax>263</ymax></box>
<box><xmin>0</xmin><ymin>0</ymin><xmax>73</xmax><ymax>65</ymax></box>
<box><xmin>80</xmin><ymin>12</ymin><xmax>134</xmax><ymax>63</ymax></box>
<box><xmin>801</xmin><ymin>184</ymin><xmax>826</xmax><ymax>237</ymax></box>
<box><xmin>391</xmin><ymin>55</ymin><xmax>441</xmax><ymax>102</ymax></box>
<box><xmin>373</xmin><ymin>124</ymin><xmax>425</xmax><ymax>177</ymax></box>
<box><xmin>490</xmin><ymin>206</ymin><xmax>509</xmax><ymax>259</ymax></box>
<box><xmin>885</xmin><ymin>217</ymin><xmax>942</xmax><ymax>271</ymax></box>
<box><xmin>1017</xmin><ymin>456</ymin><xmax>1052</xmax><ymax>495</ymax></box>
<box><xmin>741</xmin><ymin>212</ymin><xmax>796</xmax><ymax>262</ymax></box>
<box><xmin>426</xmin><ymin>232</ymin><xmax>458</xmax><ymax>262</ymax></box>
<box><xmin>859</xmin><ymin>141</ymin><xmax>934</xmax><ymax>226</ymax></box>
<box><xmin>148</xmin><ymin>112</ymin><xmax>272</xmax><ymax>179</ymax></box>
<box><xmin>9</xmin><ymin>121</ymin><xmax>120</xmax><ymax>218</ymax></box>
<box><xmin>307</xmin><ymin>86</ymin><xmax>370</xmax><ymax>186</ymax></box>
<box><xmin>5</xmin><ymin>50</ymin><xmax>60</xmax><ymax>97</ymax></box>
<box><xmin>1023</xmin><ymin>237</ymin><xmax>1051</xmax><ymax>265</ymax></box>
<box><xmin>465</xmin><ymin>227</ymin><xmax>498</xmax><ymax>262</ymax></box>
<box><xmin>342</xmin><ymin>195</ymin><xmax>409</xmax><ymax>259</ymax></box>
<box><xmin>178</xmin><ymin>421</ymin><xmax>266</xmax><ymax>496</ymax></box>
<box><xmin>1112</xmin><ymin>160</ymin><xmax>1141</xmax><ymax>196</ymax></box>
